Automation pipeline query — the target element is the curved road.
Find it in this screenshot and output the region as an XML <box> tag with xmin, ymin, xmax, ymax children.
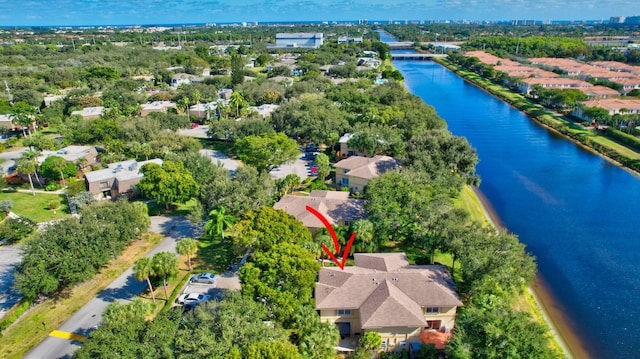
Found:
<box><xmin>23</xmin><ymin>216</ymin><xmax>194</xmax><ymax>359</ymax></box>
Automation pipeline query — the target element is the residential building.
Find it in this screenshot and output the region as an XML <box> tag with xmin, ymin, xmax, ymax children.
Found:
<box><xmin>338</xmin><ymin>133</ymin><xmax>365</xmax><ymax>158</ymax></box>
<box><xmin>334</xmin><ymin>155</ymin><xmax>401</xmax><ymax>192</ymax></box>
<box><xmin>573</xmin><ymin>98</ymin><xmax>640</xmax><ymax>121</ymax></box>
<box><xmin>273</xmin><ymin>190</ymin><xmax>366</xmax><ymax>231</ymax></box>
<box><xmin>249</xmin><ymin>104</ymin><xmax>280</xmax><ymax>118</ymax></box>
<box><xmin>218</xmin><ymin>88</ymin><xmax>233</xmax><ymax>101</ymax></box>
<box><xmin>190</xmin><ymin>102</ymin><xmax>217</xmax><ymax>119</ymax></box>
<box><xmin>577</xmin><ymin>85</ymin><xmax>621</xmax><ymax>98</ymax></box>
<box><xmin>37</xmin><ymin>146</ymin><xmax>98</xmax><ymax>167</ymax></box>
<box><xmin>71</xmin><ymin>106</ymin><xmax>104</xmax><ymax>120</ymax></box>
<box><xmin>517</xmin><ymin>77</ymin><xmax>593</xmax><ymax>95</ymax></box>
<box><xmin>316</xmin><ymin>253</ymin><xmax>462</xmax><ymax>352</ymax></box>
<box><xmin>0</xmin><ymin>114</ymin><xmax>17</xmax><ymax>131</ymax></box>
<box><xmin>171</xmin><ymin>73</ymin><xmax>203</xmax><ymax>87</ymax></box>
<box><xmin>140</xmin><ymin>101</ymin><xmax>176</xmax><ymax>117</ymax></box>
<box><xmin>338</xmin><ymin>36</ymin><xmax>363</xmax><ymax>44</ymax></box>
<box><xmin>84</xmin><ymin>159</ymin><xmax>162</xmax><ymax>199</ymax></box>
<box><xmin>275</xmin><ymin>33</ymin><xmax>323</xmax><ymax>49</ymax></box>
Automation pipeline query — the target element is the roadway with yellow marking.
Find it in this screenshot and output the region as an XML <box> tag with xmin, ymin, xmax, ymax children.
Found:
<box><xmin>49</xmin><ymin>330</ymin><xmax>86</xmax><ymax>341</ymax></box>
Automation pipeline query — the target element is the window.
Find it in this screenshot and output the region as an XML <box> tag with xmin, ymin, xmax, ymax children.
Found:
<box><xmin>425</xmin><ymin>307</ymin><xmax>439</xmax><ymax>314</ymax></box>
<box><xmin>426</xmin><ymin>320</ymin><xmax>441</xmax><ymax>330</ymax></box>
<box><xmin>381</xmin><ymin>340</ymin><xmax>387</xmax><ymax>350</ymax></box>
<box><xmin>341</xmin><ymin>178</ymin><xmax>349</xmax><ymax>187</ymax></box>
<box><xmin>99</xmin><ymin>181</ymin><xmax>110</xmax><ymax>189</ymax></box>
<box><xmin>337</xmin><ymin>309</ymin><xmax>352</xmax><ymax>315</ymax></box>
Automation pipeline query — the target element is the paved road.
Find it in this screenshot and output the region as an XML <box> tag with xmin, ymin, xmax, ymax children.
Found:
<box><xmin>0</xmin><ymin>244</ymin><xmax>22</xmax><ymax>319</ymax></box>
<box><xmin>0</xmin><ymin>148</ymin><xmax>26</xmax><ymax>175</ymax></box>
<box><xmin>177</xmin><ymin>125</ymin><xmax>209</xmax><ymax>138</ymax></box>
<box><xmin>23</xmin><ymin>216</ymin><xmax>194</xmax><ymax>359</ymax></box>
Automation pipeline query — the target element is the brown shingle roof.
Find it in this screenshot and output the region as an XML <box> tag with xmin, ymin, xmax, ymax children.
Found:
<box><xmin>316</xmin><ymin>253</ymin><xmax>463</xmax><ymax>329</ymax></box>
<box><xmin>334</xmin><ymin>155</ymin><xmax>401</xmax><ymax>180</ymax></box>
<box><xmin>273</xmin><ymin>191</ymin><xmax>366</xmax><ymax>228</ymax></box>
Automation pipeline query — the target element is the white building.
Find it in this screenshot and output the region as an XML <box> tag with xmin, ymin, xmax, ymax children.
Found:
<box><xmin>275</xmin><ymin>33</ymin><xmax>323</xmax><ymax>49</ymax></box>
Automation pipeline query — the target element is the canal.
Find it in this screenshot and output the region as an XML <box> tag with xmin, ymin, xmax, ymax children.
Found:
<box><xmin>385</xmin><ymin>34</ymin><xmax>640</xmax><ymax>358</ymax></box>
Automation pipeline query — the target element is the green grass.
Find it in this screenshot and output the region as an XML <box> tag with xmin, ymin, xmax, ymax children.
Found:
<box><xmin>198</xmin><ymin>138</ymin><xmax>235</xmax><ymax>154</ymax></box>
<box><xmin>193</xmin><ymin>236</ymin><xmax>240</xmax><ymax>273</ymax></box>
<box><xmin>144</xmin><ymin>198</ymin><xmax>198</xmax><ymax>217</ymax></box>
<box><xmin>0</xmin><ymin>191</ymin><xmax>70</xmax><ymax>223</ymax></box>
<box><xmin>453</xmin><ymin>185</ymin><xmax>491</xmax><ymax>227</ymax></box>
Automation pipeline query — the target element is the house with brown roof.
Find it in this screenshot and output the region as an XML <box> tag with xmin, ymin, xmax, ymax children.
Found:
<box><xmin>573</xmin><ymin>98</ymin><xmax>640</xmax><ymax>121</ymax></box>
<box><xmin>315</xmin><ymin>253</ymin><xmax>462</xmax><ymax>352</ymax></box>
<box><xmin>273</xmin><ymin>190</ymin><xmax>366</xmax><ymax>231</ymax></box>
<box><xmin>517</xmin><ymin>77</ymin><xmax>593</xmax><ymax>95</ymax></box>
<box><xmin>334</xmin><ymin>155</ymin><xmax>401</xmax><ymax>193</ymax></box>
<box><xmin>140</xmin><ymin>101</ymin><xmax>176</xmax><ymax>117</ymax></box>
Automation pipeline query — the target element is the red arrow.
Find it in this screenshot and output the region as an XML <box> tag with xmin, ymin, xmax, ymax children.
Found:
<box><xmin>305</xmin><ymin>205</ymin><xmax>356</xmax><ymax>270</ymax></box>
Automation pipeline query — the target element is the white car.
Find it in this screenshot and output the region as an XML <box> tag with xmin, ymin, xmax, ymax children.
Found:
<box><xmin>190</xmin><ymin>272</ymin><xmax>218</xmax><ymax>284</ymax></box>
<box><xmin>177</xmin><ymin>293</ymin><xmax>210</xmax><ymax>305</ymax></box>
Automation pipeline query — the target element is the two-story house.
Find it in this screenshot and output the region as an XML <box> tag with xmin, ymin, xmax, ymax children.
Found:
<box><xmin>334</xmin><ymin>155</ymin><xmax>401</xmax><ymax>193</ymax></box>
<box><xmin>316</xmin><ymin>253</ymin><xmax>462</xmax><ymax>352</ymax></box>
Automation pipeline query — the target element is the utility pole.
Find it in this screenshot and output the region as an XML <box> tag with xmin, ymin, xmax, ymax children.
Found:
<box><xmin>4</xmin><ymin>80</ymin><xmax>13</xmax><ymax>104</ymax></box>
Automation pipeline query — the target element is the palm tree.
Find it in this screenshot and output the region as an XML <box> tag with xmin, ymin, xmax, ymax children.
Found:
<box><xmin>140</xmin><ymin>142</ymin><xmax>153</xmax><ymax>161</ymax></box>
<box><xmin>176</xmin><ymin>237</ymin><xmax>198</xmax><ymax>271</ymax></box>
<box><xmin>315</xmin><ymin>234</ymin><xmax>334</xmax><ymax>267</ymax></box>
<box><xmin>350</xmin><ymin>219</ymin><xmax>376</xmax><ymax>253</ymax></box>
<box><xmin>151</xmin><ymin>252</ymin><xmax>178</xmax><ymax>300</ymax></box>
<box><xmin>191</xmin><ymin>89</ymin><xmax>202</xmax><ymax>106</ymax></box>
<box><xmin>229</xmin><ymin>91</ymin><xmax>248</xmax><ymax>118</ymax></box>
<box><xmin>133</xmin><ymin>257</ymin><xmax>156</xmax><ymax>303</ymax></box>
<box><xmin>177</xmin><ymin>96</ymin><xmax>191</xmax><ymax>118</ymax></box>
<box><xmin>15</xmin><ymin>157</ymin><xmax>36</xmax><ymax>196</ymax></box>
<box><xmin>21</xmin><ymin>150</ymin><xmax>42</xmax><ymax>187</ymax></box>
<box><xmin>204</xmin><ymin>206</ymin><xmax>236</xmax><ymax>240</ymax></box>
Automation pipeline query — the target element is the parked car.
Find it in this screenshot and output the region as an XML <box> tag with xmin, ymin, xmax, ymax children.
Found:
<box><xmin>177</xmin><ymin>292</ymin><xmax>210</xmax><ymax>305</ymax></box>
<box><xmin>304</xmin><ymin>152</ymin><xmax>318</xmax><ymax>160</ymax></box>
<box><xmin>190</xmin><ymin>123</ymin><xmax>199</xmax><ymax>129</ymax></box>
<box><xmin>190</xmin><ymin>272</ymin><xmax>218</xmax><ymax>284</ymax></box>
<box><xmin>304</xmin><ymin>145</ymin><xmax>319</xmax><ymax>152</ymax></box>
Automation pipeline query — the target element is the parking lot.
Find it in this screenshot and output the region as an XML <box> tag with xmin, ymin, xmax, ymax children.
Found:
<box><xmin>176</xmin><ymin>270</ymin><xmax>241</xmax><ymax>308</ymax></box>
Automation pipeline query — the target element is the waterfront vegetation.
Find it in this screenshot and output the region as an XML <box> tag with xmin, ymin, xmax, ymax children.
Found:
<box><xmin>436</xmin><ymin>58</ymin><xmax>640</xmax><ymax>174</ymax></box>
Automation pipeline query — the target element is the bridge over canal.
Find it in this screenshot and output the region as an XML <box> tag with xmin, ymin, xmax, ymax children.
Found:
<box><xmin>391</xmin><ymin>53</ymin><xmax>448</xmax><ymax>60</ymax></box>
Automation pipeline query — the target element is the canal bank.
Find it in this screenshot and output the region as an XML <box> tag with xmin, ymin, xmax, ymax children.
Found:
<box><xmin>390</xmin><ymin>56</ymin><xmax>640</xmax><ymax>358</ymax></box>
<box><xmin>433</xmin><ymin>57</ymin><xmax>640</xmax><ymax>176</ymax></box>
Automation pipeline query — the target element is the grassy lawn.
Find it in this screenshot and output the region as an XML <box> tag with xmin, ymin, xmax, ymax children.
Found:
<box><xmin>0</xmin><ymin>232</ymin><xmax>163</xmax><ymax>359</ymax></box>
<box><xmin>145</xmin><ymin>198</ymin><xmax>199</xmax><ymax>217</ymax></box>
<box><xmin>0</xmin><ymin>190</ymin><xmax>70</xmax><ymax>222</ymax></box>
<box><xmin>192</xmin><ymin>236</ymin><xmax>240</xmax><ymax>273</ymax></box>
<box><xmin>198</xmin><ymin>138</ymin><xmax>235</xmax><ymax>155</ymax></box>
<box><xmin>453</xmin><ymin>185</ymin><xmax>491</xmax><ymax>227</ymax></box>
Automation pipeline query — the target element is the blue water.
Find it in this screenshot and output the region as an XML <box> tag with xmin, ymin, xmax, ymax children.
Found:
<box><xmin>385</xmin><ymin>37</ymin><xmax>640</xmax><ymax>358</ymax></box>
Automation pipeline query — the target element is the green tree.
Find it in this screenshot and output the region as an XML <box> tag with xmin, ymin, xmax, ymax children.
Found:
<box><xmin>137</xmin><ymin>161</ymin><xmax>199</xmax><ymax>210</ymax></box>
<box><xmin>246</xmin><ymin>340</ymin><xmax>303</xmax><ymax>359</ymax></box>
<box><xmin>40</xmin><ymin>155</ymin><xmax>75</xmax><ymax>186</ymax></box>
<box><xmin>350</xmin><ymin>219</ymin><xmax>376</xmax><ymax>253</ymax></box>
<box><xmin>15</xmin><ymin>157</ymin><xmax>36</xmax><ymax>195</ymax></box>
<box><xmin>204</xmin><ymin>206</ymin><xmax>236</xmax><ymax>240</ymax></box>
<box><xmin>314</xmin><ymin>153</ymin><xmax>331</xmax><ymax>182</ymax></box>
<box><xmin>176</xmin><ymin>237</ymin><xmax>198</xmax><ymax>271</ymax></box>
<box><xmin>360</xmin><ymin>331</ymin><xmax>382</xmax><ymax>352</ymax></box>
<box><xmin>229</xmin><ymin>90</ymin><xmax>249</xmax><ymax>118</ymax></box>
<box><xmin>290</xmin><ymin>305</ymin><xmax>340</xmax><ymax>359</ymax></box>
<box><xmin>133</xmin><ymin>257</ymin><xmax>156</xmax><ymax>303</ymax></box>
<box><xmin>232</xmin><ymin>207</ymin><xmax>312</xmax><ymax>253</ymax></box>
<box><xmin>240</xmin><ymin>242</ymin><xmax>319</xmax><ymax>324</ymax></box>
<box><xmin>234</xmin><ymin>132</ymin><xmax>300</xmax><ymax>172</ymax></box>
<box><xmin>10</xmin><ymin>101</ymin><xmax>36</xmax><ymax>137</ymax></box>
<box><xmin>151</xmin><ymin>252</ymin><xmax>178</xmax><ymax>300</ymax></box>
<box><xmin>231</xmin><ymin>54</ymin><xmax>245</xmax><ymax>86</ymax></box>
<box><xmin>177</xmin><ymin>96</ymin><xmax>191</xmax><ymax>118</ymax></box>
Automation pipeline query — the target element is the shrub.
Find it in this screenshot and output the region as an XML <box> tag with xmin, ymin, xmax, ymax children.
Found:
<box><xmin>0</xmin><ymin>217</ymin><xmax>36</xmax><ymax>242</ymax></box>
<box><xmin>45</xmin><ymin>181</ymin><xmax>62</xmax><ymax>191</ymax></box>
<box><xmin>0</xmin><ymin>199</ymin><xmax>13</xmax><ymax>213</ymax></box>
<box><xmin>47</xmin><ymin>200</ymin><xmax>61</xmax><ymax>210</ymax></box>
<box><xmin>69</xmin><ymin>191</ymin><xmax>96</xmax><ymax>209</ymax></box>
<box><xmin>66</xmin><ymin>180</ymin><xmax>86</xmax><ymax>196</ymax></box>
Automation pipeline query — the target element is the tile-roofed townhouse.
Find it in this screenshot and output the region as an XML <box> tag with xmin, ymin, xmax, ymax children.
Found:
<box><xmin>591</xmin><ymin>61</ymin><xmax>640</xmax><ymax>75</ymax></box>
<box><xmin>334</xmin><ymin>155</ymin><xmax>401</xmax><ymax>193</ymax></box>
<box><xmin>71</xmin><ymin>106</ymin><xmax>104</xmax><ymax>120</ymax></box>
<box><xmin>84</xmin><ymin>159</ymin><xmax>162</xmax><ymax>199</ymax></box>
<box><xmin>140</xmin><ymin>101</ymin><xmax>176</xmax><ymax>117</ymax></box>
<box><xmin>273</xmin><ymin>190</ymin><xmax>366</xmax><ymax>232</ymax></box>
<box><xmin>613</xmin><ymin>77</ymin><xmax>640</xmax><ymax>94</ymax></box>
<box><xmin>573</xmin><ymin>98</ymin><xmax>640</xmax><ymax>122</ymax></box>
<box><xmin>316</xmin><ymin>253</ymin><xmax>463</xmax><ymax>352</ymax></box>
<box><xmin>577</xmin><ymin>85</ymin><xmax>621</xmax><ymax>98</ymax></box>
<box><xmin>517</xmin><ymin>77</ymin><xmax>593</xmax><ymax>95</ymax></box>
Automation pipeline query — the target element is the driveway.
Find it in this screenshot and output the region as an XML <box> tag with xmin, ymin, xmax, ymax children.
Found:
<box><xmin>177</xmin><ymin>125</ymin><xmax>210</xmax><ymax>138</ymax></box>
<box><xmin>0</xmin><ymin>244</ymin><xmax>22</xmax><ymax>319</ymax></box>
<box><xmin>0</xmin><ymin>148</ymin><xmax>27</xmax><ymax>175</ymax></box>
<box><xmin>23</xmin><ymin>216</ymin><xmax>194</xmax><ymax>359</ymax></box>
<box><xmin>269</xmin><ymin>152</ymin><xmax>309</xmax><ymax>181</ymax></box>
<box><xmin>199</xmin><ymin>149</ymin><xmax>240</xmax><ymax>172</ymax></box>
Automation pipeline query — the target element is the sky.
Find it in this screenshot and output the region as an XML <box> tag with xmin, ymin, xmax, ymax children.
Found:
<box><xmin>0</xmin><ymin>0</ymin><xmax>637</xmax><ymax>27</ymax></box>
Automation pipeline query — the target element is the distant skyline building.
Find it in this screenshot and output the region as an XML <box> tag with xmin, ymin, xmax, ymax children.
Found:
<box><xmin>609</xmin><ymin>16</ymin><xmax>626</xmax><ymax>23</ymax></box>
<box><xmin>511</xmin><ymin>19</ymin><xmax>535</xmax><ymax>26</ymax></box>
<box><xmin>275</xmin><ymin>32</ymin><xmax>323</xmax><ymax>49</ymax></box>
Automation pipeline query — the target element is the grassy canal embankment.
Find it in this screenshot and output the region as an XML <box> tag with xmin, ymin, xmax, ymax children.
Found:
<box><xmin>434</xmin><ymin>58</ymin><xmax>640</xmax><ymax>175</ymax></box>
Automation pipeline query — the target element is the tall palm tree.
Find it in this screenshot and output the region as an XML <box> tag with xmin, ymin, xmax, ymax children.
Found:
<box><xmin>177</xmin><ymin>96</ymin><xmax>191</xmax><ymax>118</ymax></box>
<box><xmin>204</xmin><ymin>206</ymin><xmax>236</xmax><ymax>240</ymax></box>
<box><xmin>229</xmin><ymin>91</ymin><xmax>248</xmax><ymax>118</ymax></box>
<box><xmin>15</xmin><ymin>157</ymin><xmax>36</xmax><ymax>196</ymax></box>
<box><xmin>151</xmin><ymin>252</ymin><xmax>178</xmax><ymax>300</ymax></box>
<box><xmin>21</xmin><ymin>150</ymin><xmax>43</xmax><ymax>187</ymax></box>
<box><xmin>133</xmin><ymin>257</ymin><xmax>156</xmax><ymax>303</ymax></box>
<box><xmin>315</xmin><ymin>234</ymin><xmax>334</xmax><ymax>267</ymax></box>
<box><xmin>350</xmin><ymin>219</ymin><xmax>376</xmax><ymax>253</ymax></box>
<box><xmin>176</xmin><ymin>237</ymin><xmax>198</xmax><ymax>271</ymax></box>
